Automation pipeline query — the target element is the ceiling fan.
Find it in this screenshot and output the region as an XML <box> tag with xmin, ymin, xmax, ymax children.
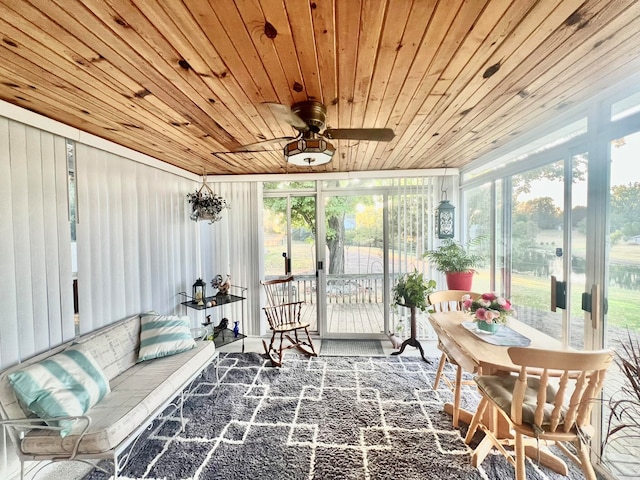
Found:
<box><xmin>233</xmin><ymin>101</ymin><xmax>395</xmax><ymax>166</ymax></box>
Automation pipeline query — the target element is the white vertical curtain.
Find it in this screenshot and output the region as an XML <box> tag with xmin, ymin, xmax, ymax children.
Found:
<box><xmin>0</xmin><ymin>116</ymin><xmax>74</xmax><ymax>480</ymax></box>
<box><xmin>0</xmin><ymin>117</ymin><xmax>74</xmax><ymax>369</ymax></box>
<box><xmin>388</xmin><ymin>176</ymin><xmax>455</xmax><ymax>339</ymax></box>
<box><xmin>76</xmin><ymin>146</ymin><xmax>199</xmax><ymax>334</ymax></box>
<box><xmin>199</xmin><ymin>181</ymin><xmax>262</xmax><ymax>335</ymax></box>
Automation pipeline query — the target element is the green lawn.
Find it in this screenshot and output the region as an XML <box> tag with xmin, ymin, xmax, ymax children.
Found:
<box><xmin>265</xmin><ymin>235</ymin><xmax>640</xmax><ymax>332</ymax></box>
<box><xmin>506</xmin><ymin>272</ymin><xmax>640</xmax><ymax>331</ymax></box>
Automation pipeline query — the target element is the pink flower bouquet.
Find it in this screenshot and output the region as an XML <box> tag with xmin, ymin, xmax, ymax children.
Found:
<box><xmin>462</xmin><ymin>292</ymin><xmax>515</xmax><ymax>324</ymax></box>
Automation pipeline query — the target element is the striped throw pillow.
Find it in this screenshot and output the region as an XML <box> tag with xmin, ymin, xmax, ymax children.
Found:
<box><xmin>138</xmin><ymin>314</ymin><xmax>196</xmax><ymax>362</ymax></box>
<box><xmin>8</xmin><ymin>346</ymin><xmax>110</xmax><ymax>437</ymax></box>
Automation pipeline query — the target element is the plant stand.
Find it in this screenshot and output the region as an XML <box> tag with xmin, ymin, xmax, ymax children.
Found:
<box><xmin>391</xmin><ymin>306</ymin><xmax>429</xmax><ymax>362</ymax></box>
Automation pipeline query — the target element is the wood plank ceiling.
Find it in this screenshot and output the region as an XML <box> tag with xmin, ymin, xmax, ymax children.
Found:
<box><xmin>1</xmin><ymin>0</ymin><xmax>640</xmax><ymax>176</ymax></box>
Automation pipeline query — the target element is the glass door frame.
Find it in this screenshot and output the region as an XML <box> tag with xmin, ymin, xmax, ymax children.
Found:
<box><xmin>263</xmin><ymin>177</ymin><xmax>447</xmax><ymax>342</ymax></box>
<box><xmin>317</xmin><ymin>188</ymin><xmax>390</xmax><ymax>339</ymax></box>
<box><xmin>262</xmin><ymin>190</ymin><xmax>321</xmax><ymax>333</ymax></box>
<box><xmin>588</xmin><ymin>106</ymin><xmax>640</xmax><ymax>471</ymax></box>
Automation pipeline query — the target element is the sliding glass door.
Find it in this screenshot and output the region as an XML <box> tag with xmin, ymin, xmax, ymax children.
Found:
<box><xmin>507</xmin><ymin>155</ymin><xmax>588</xmax><ymax>349</ymax></box>
<box><xmin>263</xmin><ymin>178</ymin><xmax>441</xmax><ymax>341</ymax></box>
<box><xmin>600</xmin><ymin>129</ymin><xmax>640</xmax><ymax>476</ymax></box>
<box><xmin>462</xmin><ymin>91</ymin><xmax>640</xmax><ymax>477</ymax></box>
<box><xmin>322</xmin><ymin>193</ymin><xmax>385</xmax><ymax>336</ymax></box>
<box><xmin>263</xmin><ymin>191</ymin><xmax>318</xmax><ymax>331</ymax></box>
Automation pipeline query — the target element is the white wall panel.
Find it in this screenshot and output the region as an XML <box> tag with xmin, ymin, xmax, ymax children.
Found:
<box><xmin>10</xmin><ymin>121</ymin><xmax>36</xmax><ymax>358</ymax></box>
<box><xmin>26</xmin><ymin>126</ymin><xmax>49</xmax><ymax>354</ymax></box>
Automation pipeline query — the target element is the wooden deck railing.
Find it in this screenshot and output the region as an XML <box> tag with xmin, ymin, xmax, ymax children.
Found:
<box><xmin>266</xmin><ymin>273</ymin><xmax>390</xmax><ymax>305</ymax></box>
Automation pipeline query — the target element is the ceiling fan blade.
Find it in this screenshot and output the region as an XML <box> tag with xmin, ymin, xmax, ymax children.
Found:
<box><xmin>264</xmin><ymin>103</ymin><xmax>309</xmax><ymax>130</ymax></box>
<box><xmin>233</xmin><ymin>136</ymin><xmax>298</xmax><ymax>152</ymax></box>
<box><xmin>323</xmin><ymin>128</ymin><xmax>395</xmax><ymax>141</ymax></box>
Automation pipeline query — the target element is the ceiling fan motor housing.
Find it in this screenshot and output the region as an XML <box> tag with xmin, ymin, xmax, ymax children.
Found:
<box><xmin>292</xmin><ymin>101</ymin><xmax>327</xmax><ymax>133</ymax></box>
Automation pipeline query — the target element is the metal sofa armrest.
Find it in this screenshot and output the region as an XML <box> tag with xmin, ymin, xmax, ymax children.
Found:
<box><xmin>1</xmin><ymin>415</ymin><xmax>92</xmax><ymax>459</ymax></box>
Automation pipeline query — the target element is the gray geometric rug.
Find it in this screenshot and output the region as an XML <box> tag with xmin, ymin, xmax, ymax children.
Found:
<box><xmin>83</xmin><ymin>353</ymin><xmax>590</xmax><ymax>479</ymax></box>
<box><xmin>320</xmin><ymin>339</ymin><xmax>384</xmax><ymax>356</ymax></box>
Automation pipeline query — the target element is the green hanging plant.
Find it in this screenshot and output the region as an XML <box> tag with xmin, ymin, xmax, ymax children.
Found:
<box><xmin>187</xmin><ymin>179</ymin><xmax>229</xmax><ymax>224</ymax></box>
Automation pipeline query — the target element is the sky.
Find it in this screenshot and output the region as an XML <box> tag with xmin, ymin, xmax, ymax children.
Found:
<box><xmin>520</xmin><ymin>130</ymin><xmax>640</xmax><ymax>207</ymax></box>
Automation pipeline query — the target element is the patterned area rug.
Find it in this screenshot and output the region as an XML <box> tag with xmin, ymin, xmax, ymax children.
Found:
<box><xmin>83</xmin><ymin>353</ymin><xmax>590</xmax><ymax>480</ymax></box>
<box><xmin>320</xmin><ymin>339</ymin><xmax>384</xmax><ymax>356</ymax></box>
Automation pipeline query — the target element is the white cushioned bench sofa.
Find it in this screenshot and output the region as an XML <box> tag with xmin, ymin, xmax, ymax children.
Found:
<box><xmin>0</xmin><ymin>312</ymin><xmax>218</xmax><ymax>480</ymax></box>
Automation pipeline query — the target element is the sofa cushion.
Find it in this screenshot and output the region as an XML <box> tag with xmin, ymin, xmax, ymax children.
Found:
<box><xmin>138</xmin><ymin>314</ymin><xmax>196</xmax><ymax>362</ymax></box>
<box><xmin>19</xmin><ymin>340</ymin><xmax>216</xmax><ymax>455</ymax></box>
<box><xmin>75</xmin><ymin>314</ymin><xmax>141</xmax><ymax>381</ymax></box>
<box><xmin>8</xmin><ymin>346</ymin><xmax>110</xmax><ymax>437</ymax></box>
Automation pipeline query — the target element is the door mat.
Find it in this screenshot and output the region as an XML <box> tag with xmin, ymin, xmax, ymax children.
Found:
<box><xmin>320</xmin><ymin>339</ymin><xmax>384</xmax><ymax>357</ymax></box>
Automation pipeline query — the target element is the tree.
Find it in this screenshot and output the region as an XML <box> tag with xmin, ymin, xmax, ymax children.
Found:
<box><xmin>263</xmin><ymin>182</ymin><xmax>373</xmax><ymax>274</ymax></box>
<box><xmin>512</xmin><ymin>155</ymin><xmax>587</xmax><ymax>196</ymax></box>
<box><xmin>610</xmin><ymin>182</ymin><xmax>640</xmax><ymax>242</ymax></box>
<box><xmin>571</xmin><ymin>205</ymin><xmax>587</xmax><ymax>228</ymax></box>
<box><xmin>514</xmin><ymin>197</ymin><xmax>561</xmax><ymax>229</ymax></box>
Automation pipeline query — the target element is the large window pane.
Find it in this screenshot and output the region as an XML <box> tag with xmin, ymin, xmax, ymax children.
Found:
<box><xmin>510</xmin><ymin>162</ymin><xmax>565</xmax><ymax>339</ymax></box>
<box><xmin>464</xmin><ymin>183</ymin><xmax>492</xmax><ymax>293</ymax></box>
<box><xmin>602</xmin><ymin>131</ymin><xmax>640</xmax><ymax>478</ymax></box>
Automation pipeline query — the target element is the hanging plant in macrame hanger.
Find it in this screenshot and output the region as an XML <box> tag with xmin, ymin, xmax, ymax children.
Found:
<box><xmin>187</xmin><ymin>175</ymin><xmax>229</xmax><ymax>224</ymax></box>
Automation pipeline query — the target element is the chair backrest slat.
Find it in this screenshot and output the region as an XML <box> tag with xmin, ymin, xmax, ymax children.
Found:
<box><xmin>534</xmin><ymin>368</ymin><xmax>550</xmax><ymax>429</ymax></box>
<box><xmin>507</xmin><ymin>347</ymin><xmax>613</xmax><ymax>434</ymax></box>
<box><xmin>428</xmin><ymin>290</ymin><xmax>479</xmax><ymax>313</ymax></box>
<box><xmin>550</xmin><ymin>371</ymin><xmax>570</xmax><ymax>432</ymax></box>
<box><xmin>261</xmin><ymin>276</ymin><xmax>296</xmax><ymax>307</ymax></box>
<box><xmin>262</xmin><ymin>302</ymin><xmax>302</xmax><ymax>329</ymax></box>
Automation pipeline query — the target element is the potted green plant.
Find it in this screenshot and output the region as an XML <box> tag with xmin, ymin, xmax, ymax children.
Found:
<box><xmin>391</xmin><ymin>269</ymin><xmax>436</xmax><ymax>362</ymax></box>
<box><xmin>392</xmin><ymin>269</ymin><xmax>437</xmax><ymax>312</ymax></box>
<box><xmin>424</xmin><ymin>238</ymin><xmax>484</xmax><ymax>290</ymax></box>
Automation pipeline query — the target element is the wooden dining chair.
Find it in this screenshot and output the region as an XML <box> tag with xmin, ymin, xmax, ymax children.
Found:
<box><xmin>260</xmin><ymin>276</ymin><xmax>317</xmax><ymax>367</ymax></box>
<box><xmin>427</xmin><ymin>290</ymin><xmax>479</xmax><ymax>427</ymax></box>
<box><xmin>464</xmin><ymin>347</ymin><xmax>614</xmax><ymax>480</ymax></box>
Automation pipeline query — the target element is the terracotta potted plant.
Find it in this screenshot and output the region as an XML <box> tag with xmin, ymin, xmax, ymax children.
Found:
<box><xmin>424</xmin><ymin>238</ymin><xmax>484</xmax><ymax>290</ymax></box>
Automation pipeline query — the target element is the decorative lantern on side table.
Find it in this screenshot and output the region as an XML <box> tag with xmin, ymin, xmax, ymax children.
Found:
<box><xmin>192</xmin><ymin>278</ymin><xmax>206</xmax><ymax>306</ymax></box>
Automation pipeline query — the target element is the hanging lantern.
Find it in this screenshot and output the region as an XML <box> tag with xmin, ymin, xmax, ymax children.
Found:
<box><xmin>436</xmin><ymin>162</ymin><xmax>455</xmax><ymax>239</ymax></box>
<box><xmin>192</xmin><ymin>278</ymin><xmax>206</xmax><ymax>305</ymax></box>
<box><xmin>436</xmin><ymin>199</ymin><xmax>455</xmax><ymax>239</ymax></box>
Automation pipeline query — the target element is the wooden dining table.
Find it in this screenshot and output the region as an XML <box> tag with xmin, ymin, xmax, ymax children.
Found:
<box><xmin>428</xmin><ymin>310</ymin><xmax>574</xmax><ymax>475</ymax></box>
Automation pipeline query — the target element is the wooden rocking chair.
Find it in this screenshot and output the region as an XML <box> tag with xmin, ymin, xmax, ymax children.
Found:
<box><xmin>260</xmin><ymin>276</ymin><xmax>317</xmax><ymax>367</ymax></box>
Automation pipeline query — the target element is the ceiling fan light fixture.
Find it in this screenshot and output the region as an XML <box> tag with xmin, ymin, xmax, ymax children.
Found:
<box><xmin>284</xmin><ymin>137</ymin><xmax>335</xmax><ymax>166</ymax></box>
